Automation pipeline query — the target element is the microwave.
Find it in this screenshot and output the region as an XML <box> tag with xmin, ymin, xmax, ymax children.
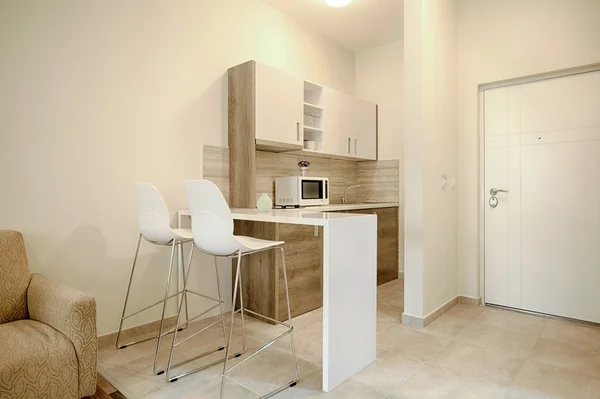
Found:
<box><xmin>275</xmin><ymin>176</ymin><xmax>330</xmax><ymax>208</ymax></box>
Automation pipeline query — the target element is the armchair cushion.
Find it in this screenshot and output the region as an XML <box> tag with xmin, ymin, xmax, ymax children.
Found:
<box><xmin>28</xmin><ymin>274</ymin><xmax>97</xmax><ymax>398</ymax></box>
<box><xmin>0</xmin><ymin>320</ymin><xmax>78</xmax><ymax>399</ymax></box>
<box><xmin>0</xmin><ymin>231</ymin><xmax>31</xmax><ymax>323</ymax></box>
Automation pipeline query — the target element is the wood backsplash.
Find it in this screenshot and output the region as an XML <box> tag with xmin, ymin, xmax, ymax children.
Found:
<box><xmin>203</xmin><ymin>145</ymin><xmax>399</xmax><ymax>206</ymax></box>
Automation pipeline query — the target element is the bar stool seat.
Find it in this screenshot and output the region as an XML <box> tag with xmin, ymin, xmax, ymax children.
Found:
<box><xmin>235</xmin><ymin>236</ymin><xmax>285</xmax><ymax>252</ymax></box>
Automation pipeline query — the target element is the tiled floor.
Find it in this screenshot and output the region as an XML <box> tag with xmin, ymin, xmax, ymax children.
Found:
<box><xmin>98</xmin><ymin>279</ymin><xmax>600</xmax><ymax>399</ymax></box>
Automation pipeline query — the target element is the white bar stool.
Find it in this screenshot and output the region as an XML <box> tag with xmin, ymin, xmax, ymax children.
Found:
<box><xmin>115</xmin><ymin>182</ymin><xmax>227</xmax><ymax>376</ymax></box>
<box><xmin>167</xmin><ymin>180</ymin><xmax>299</xmax><ymax>398</ymax></box>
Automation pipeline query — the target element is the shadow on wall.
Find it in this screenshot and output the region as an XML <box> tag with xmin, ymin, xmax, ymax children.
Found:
<box><xmin>26</xmin><ymin>225</ymin><xmax>177</xmax><ymax>336</ymax></box>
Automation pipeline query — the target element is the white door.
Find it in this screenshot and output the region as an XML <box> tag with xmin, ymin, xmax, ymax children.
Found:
<box><xmin>484</xmin><ymin>70</ymin><xmax>600</xmax><ymax>323</ymax></box>
<box><xmin>255</xmin><ymin>62</ymin><xmax>304</xmax><ymax>146</ymax></box>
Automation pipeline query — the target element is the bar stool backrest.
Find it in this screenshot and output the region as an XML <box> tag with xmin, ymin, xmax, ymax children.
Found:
<box><xmin>185</xmin><ymin>180</ymin><xmax>239</xmax><ymax>256</ymax></box>
<box><xmin>133</xmin><ymin>182</ymin><xmax>174</xmax><ymax>244</ymax></box>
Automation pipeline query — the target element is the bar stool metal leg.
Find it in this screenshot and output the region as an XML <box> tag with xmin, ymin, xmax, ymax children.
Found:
<box><xmin>279</xmin><ymin>247</ymin><xmax>300</xmax><ymax>381</ymax></box>
<box><xmin>115</xmin><ymin>234</ymin><xmax>148</xmax><ymax>349</ymax></box>
<box><xmin>220</xmin><ymin>252</ymin><xmax>242</xmax><ymax>398</ymax></box>
<box><xmin>153</xmin><ymin>240</ymin><xmax>178</xmax><ymax>375</ymax></box>
<box><xmin>237</xmin><ymin>256</ymin><xmax>246</xmax><ymax>352</ymax></box>
<box><xmin>214</xmin><ymin>256</ymin><xmax>228</xmax><ymax>347</ymax></box>
<box><xmin>179</xmin><ymin>243</ymin><xmax>190</xmax><ymax>329</ymax></box>
<box><xmin>219</xmin><ymin>248</ymin><xmax>299</xmax><ymax>399</ymax></box>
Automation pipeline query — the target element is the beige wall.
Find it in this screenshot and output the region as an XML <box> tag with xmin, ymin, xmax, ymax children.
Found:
<box><xmin>0</xmin><ymin>0</ymin><xmax>355</xmax><ymax>335</ymax></box>
<box><xmin>404</xmin><ymin>0</ymin><xmax>458</xmax><ymax>319</ymax></box>
<box><xmin>456</xmin><ymin>0</ymin><xmax>600</xmax><ymax>298</ymax></box>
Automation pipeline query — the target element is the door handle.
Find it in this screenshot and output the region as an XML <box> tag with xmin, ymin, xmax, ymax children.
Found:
<box><xmin>348</xmin><ymin>138</ymin><xmax>351</xmax><ymax>154</ymax></box>
<box><xmin>297</xmin><ymin>122</ymin><xmax>300</xmax><ymax>142</ymax></box>
<box><xmin>355</xmin><ymin>138</ymin><xmax>357</xmax><ymax>155</ymax></box>
<box><xmin>489</xmin><ymin>188</ymin><xmax>508</xmax><ymax>196</ymax></box>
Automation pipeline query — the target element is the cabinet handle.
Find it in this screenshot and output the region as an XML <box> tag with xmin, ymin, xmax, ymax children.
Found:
<box><xmin>355</xmin><ymin>138</ymin><xmax>358</xmax><ymax>155</ymax></box>
<box><xmin>347</xmin><ymin>138</ymin><xmax>351</xmax><ymax>154</ymax></box>
<box><xmin>297</xmin><ymin>122</ymin><xmax>300</xmax><ymax>142</ymax></box>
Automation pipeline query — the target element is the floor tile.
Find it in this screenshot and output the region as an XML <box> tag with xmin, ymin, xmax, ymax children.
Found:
<box><xmin>455</xmin><ymin>321</ymin><xmax>539</xmax><ymax>359</ymax></box>
<box><xmin>442</xmin><ymin>305</ymin><xmax>486</xmax><ymax>321</ymax></box>
<box><xmin>377</xmin><ymin>323</ymin><xmax>449</xmax><ymax>362</ymax></box>
<box><xmin>540</xmin><ymin>319</ymin><xmax>600</xmax><ymax>352</ymax></box>
<box><xmin>427</xmin><ymin>341</ymin><xmax>524</xmax><ymax>386</ymax></box>
<box><xmin>474</xmin><ymin>308</ymin><xmax>547</xmax><ymax>336</ymax></box>
<box><xmin>387</xmin><ymin>364</ymin><xmax>507</xmax><ymax>399</ymax></box>
<box><xmin>422</xmin><ymin>314</ymin><xmax>472</xmax><ymax>338</ymax></box>
<box><xmin>227</xmin><ymin>343</ymin><xmax>318</xmax><ymax>397</ymax></box>
<box><xmin>349</xmin><ymin>348</ymin><xmax>422</xmax><ymax>396</ymax></box>
<box><xmin>377</xmin><ymin>302</ymin><xmax>404</xmax><ymax>324</ymax></box>
<box><xmin>528</xmin><ymin>338</ymin><xmax>600</xmax><ymax>380</ymax></box>
<box><xmin>506</xmin><ymin>359</ymin><xmax>600</xmax><ymax>399</ymax></box>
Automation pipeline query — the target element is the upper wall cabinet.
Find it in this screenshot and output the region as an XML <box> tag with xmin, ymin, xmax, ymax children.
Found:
<box><xmin>323</xmin><ymin>88</ymin><xmax>377</xmax><ymax>160</ymax></box>
<box><xmin>228</xmin><ymin>60</ymin><xmax>377</xmax><ymax>160</ymax></box>
<box><xmin>255</xmin><ymin>63</ymin><xmax>304</xmax><ymax>149</ymax></box>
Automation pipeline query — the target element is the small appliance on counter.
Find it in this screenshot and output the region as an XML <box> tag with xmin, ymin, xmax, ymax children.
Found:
<box><xmin>275</xmin><ymin>176</ymin><xmax>329</xmax><ymax>208</ymax></box>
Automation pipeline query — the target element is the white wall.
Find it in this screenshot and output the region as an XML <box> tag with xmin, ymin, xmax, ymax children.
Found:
<box><xmin>0</xmin><ymin>0</ymin><xmax>355</xmax><ymax>335</ymax></box>
<box><xmin>404</xmin><ymin>0</ymin><xmax>458</xmax><ymax>319</ymax></box>
<box><xmin>355</xmin><ymin>40</ymin><xmax>404</xmax><ymax>273</ymax></box>
<box><xmin>456</xmin><ymin>0</ymin><xmax>600</xmax><ymax>299</ymax></box>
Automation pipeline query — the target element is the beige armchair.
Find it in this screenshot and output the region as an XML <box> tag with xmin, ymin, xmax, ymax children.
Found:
<box><xmin>0</xmin><ymin>231</ymin><xmax>97</xmax><ymax>399</ymax></box>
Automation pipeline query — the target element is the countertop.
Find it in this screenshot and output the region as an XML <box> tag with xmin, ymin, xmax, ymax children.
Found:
<box><xmin>177</xmin><ymin>203</ymin><xmax>397</xmax><ymax>226</ymax></box>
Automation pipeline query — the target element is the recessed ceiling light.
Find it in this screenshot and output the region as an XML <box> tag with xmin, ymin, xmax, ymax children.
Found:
<box><xmin>326</xmin><ymin>0</ymin><xmax>352</xmax><ymax>7</ymax></box>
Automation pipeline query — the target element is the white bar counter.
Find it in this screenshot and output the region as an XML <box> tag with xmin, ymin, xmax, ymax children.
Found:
<box><xmin>177</xmin><ymin>208</ymin><xmax>377</xmax><ymax>392</ymax></box>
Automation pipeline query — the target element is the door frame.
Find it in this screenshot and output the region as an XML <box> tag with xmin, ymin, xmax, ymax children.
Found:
<box><xmin>477</xmin><ymin>62</ymin><xmax>600</xmax><ymax>305</ymax></box>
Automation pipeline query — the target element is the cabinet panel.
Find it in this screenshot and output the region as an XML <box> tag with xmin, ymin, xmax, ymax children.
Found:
<box><xmin>323</xmin><ymin>87</ymin><xmax>377</xmax><ymax>160</ymax></box>
<box><xmin>255</xmin><ymin>63</ymin><xmax>304</xmax><ymax>146</ymax></box>
<box><xmin>277</xmin><ymin>224</ymin><xmax>323</xmax><ymax>320</ymax></box>
<box><xmin>345</xmin><ymin>208</ymin><xmax>399</xmax><ymax>285</ymax></box>
<box><xmin>323</xmin><ymin>87</ymin><xmax>354</xmax><ymax>157</ymax></box>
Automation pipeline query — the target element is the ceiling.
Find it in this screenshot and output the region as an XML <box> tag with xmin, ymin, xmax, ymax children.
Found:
<box><xmin>262</xmin><ymin>0</ymin><xmax>404</xmax><ymax>52</ymax></box>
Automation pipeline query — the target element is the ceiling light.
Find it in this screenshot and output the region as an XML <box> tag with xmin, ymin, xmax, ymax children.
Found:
<box><xmin>326</xmin><ymin>0</ymin><xmax>351</xmax><ymax>7</ymax></box>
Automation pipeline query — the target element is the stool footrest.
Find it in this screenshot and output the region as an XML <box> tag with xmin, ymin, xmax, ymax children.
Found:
<box><xmin>166</xmin><ymin>349</ymin><xmax>243</xmax><ymax>382</ymax></box>
<box><xmin>224</xmin><ymin>328</ymin><xmax>293</xmax><ymax>374</ymax></box>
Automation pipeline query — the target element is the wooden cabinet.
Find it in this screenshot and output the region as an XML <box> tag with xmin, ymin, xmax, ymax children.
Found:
<box><xmin>346</xmin><ymin>207</ymin><xmax>399</xmax><ymax>285</ymax></box>
<box><xmin>233</xmin><ymin>221</ymin><xmax>323</xmax><ymax>322</ymax></box>
<box><xmin>323</xmin><ymin>87</ymin><xmax>377</xmax><ymax>160</ymax></box>
<box><xmin>255</xmin><ymin>63</ymin><xmax>304</xmax><ymax>148</ymax></box>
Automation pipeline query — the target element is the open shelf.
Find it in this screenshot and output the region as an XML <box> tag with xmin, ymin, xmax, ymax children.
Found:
<box><xmin>304</xmin><ymin>102</ymin><xmax>323</xmax><ymax>111</ymax></box>
<box><xmin>304</xmin><ymin>125</ymin><xmax>323</xmax><ymax>133</ymax></box>
<box><xmin>304</xmin><ymin>81</ymin><xmax>324</xmax><ymax>107</ymax></box>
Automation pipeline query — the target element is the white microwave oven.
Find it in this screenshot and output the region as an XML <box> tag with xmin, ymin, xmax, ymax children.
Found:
<box><xmin>275</xmin><ymin>176</ymin><xmax>330</xmax><ymax>208</ymax></box>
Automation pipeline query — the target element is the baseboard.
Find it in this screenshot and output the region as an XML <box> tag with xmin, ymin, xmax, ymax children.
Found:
<box><xmin>458</xmin><ymin>295</ymin><xmax>482</xmax><ymax>307</ymax></box>
<box><xmin>97</xmin><ymin>315</ymin><xmax>178</xmax><ymax>348</ymax></box>
<box><xmin>402</xmin><ymin>295</ymin><xmax>459</xmax><ymax>329</ymax></box>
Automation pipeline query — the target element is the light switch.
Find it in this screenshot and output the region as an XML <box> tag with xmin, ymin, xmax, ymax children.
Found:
<box><xmin>441</xmin><ymin>174</ymin><xmax>448</xmax><ymax>190</ymax></box>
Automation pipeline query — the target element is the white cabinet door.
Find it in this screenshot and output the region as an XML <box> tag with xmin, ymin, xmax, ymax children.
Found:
<box><xmin>255</xmin><ymin>63</ymin><xmax>303</xmax><ymax>146</ymax></box>
<box><xmin>323</xmin><ymin>88</ymin><xmax>377</xmax><ymax>159</ymax></box>
<box><xmin>323</xmin><ymin>87</ymin><xmax>354</xmax><ymax>157</ymax></box>
<box><xmin>352</xmin><ymin>98</ymin><xmax>377</xmax><ymax>160</ymax></box>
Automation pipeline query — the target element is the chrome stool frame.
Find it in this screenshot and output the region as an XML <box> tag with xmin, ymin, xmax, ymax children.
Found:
<box><xmin>115</xmin><ymin>234</ymin><xmax>192</xmax><ymax>352</ymax></box>
<box><xmin>167</xmin><ymin>245</ymin><xmax>299</xmax><ymax>398</ymax></box>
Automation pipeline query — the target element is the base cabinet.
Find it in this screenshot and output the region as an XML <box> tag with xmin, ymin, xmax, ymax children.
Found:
<box><xmin>233</xmin><ymin>221</ymin><xmax>323</xmax><ymax>322</ymax></box>
<box><xmin>233</xmin><ymin>207</ymin><xmax>397</xmax><ymax>321</ymax></box>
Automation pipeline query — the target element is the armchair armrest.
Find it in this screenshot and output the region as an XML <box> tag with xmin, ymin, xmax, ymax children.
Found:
<box><xmin>27</xmin><ymin>273</ymin><xmax>97</xmax><ymax>398</ymax></box>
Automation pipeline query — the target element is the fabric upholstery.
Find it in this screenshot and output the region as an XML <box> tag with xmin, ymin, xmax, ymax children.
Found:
<box><xmin>0</xmin><ymin>320</ymin><xmax>79</xmax><ymax>399</ymax></box>
<box><xmin>0</xmin><ymin>231</ymin><xmax>31</xmax><ymax>324</ymax></box>
<box><xmin>28</xmin><ymin>274</ymin><xmax>97</xmax><ymax>398</ymax></box>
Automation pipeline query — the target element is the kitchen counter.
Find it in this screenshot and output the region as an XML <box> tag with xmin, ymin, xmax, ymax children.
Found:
<box><xmin>176</xmin><ymin>207</ymin><xmax>377</xmax><ymax>391</ymax></box>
